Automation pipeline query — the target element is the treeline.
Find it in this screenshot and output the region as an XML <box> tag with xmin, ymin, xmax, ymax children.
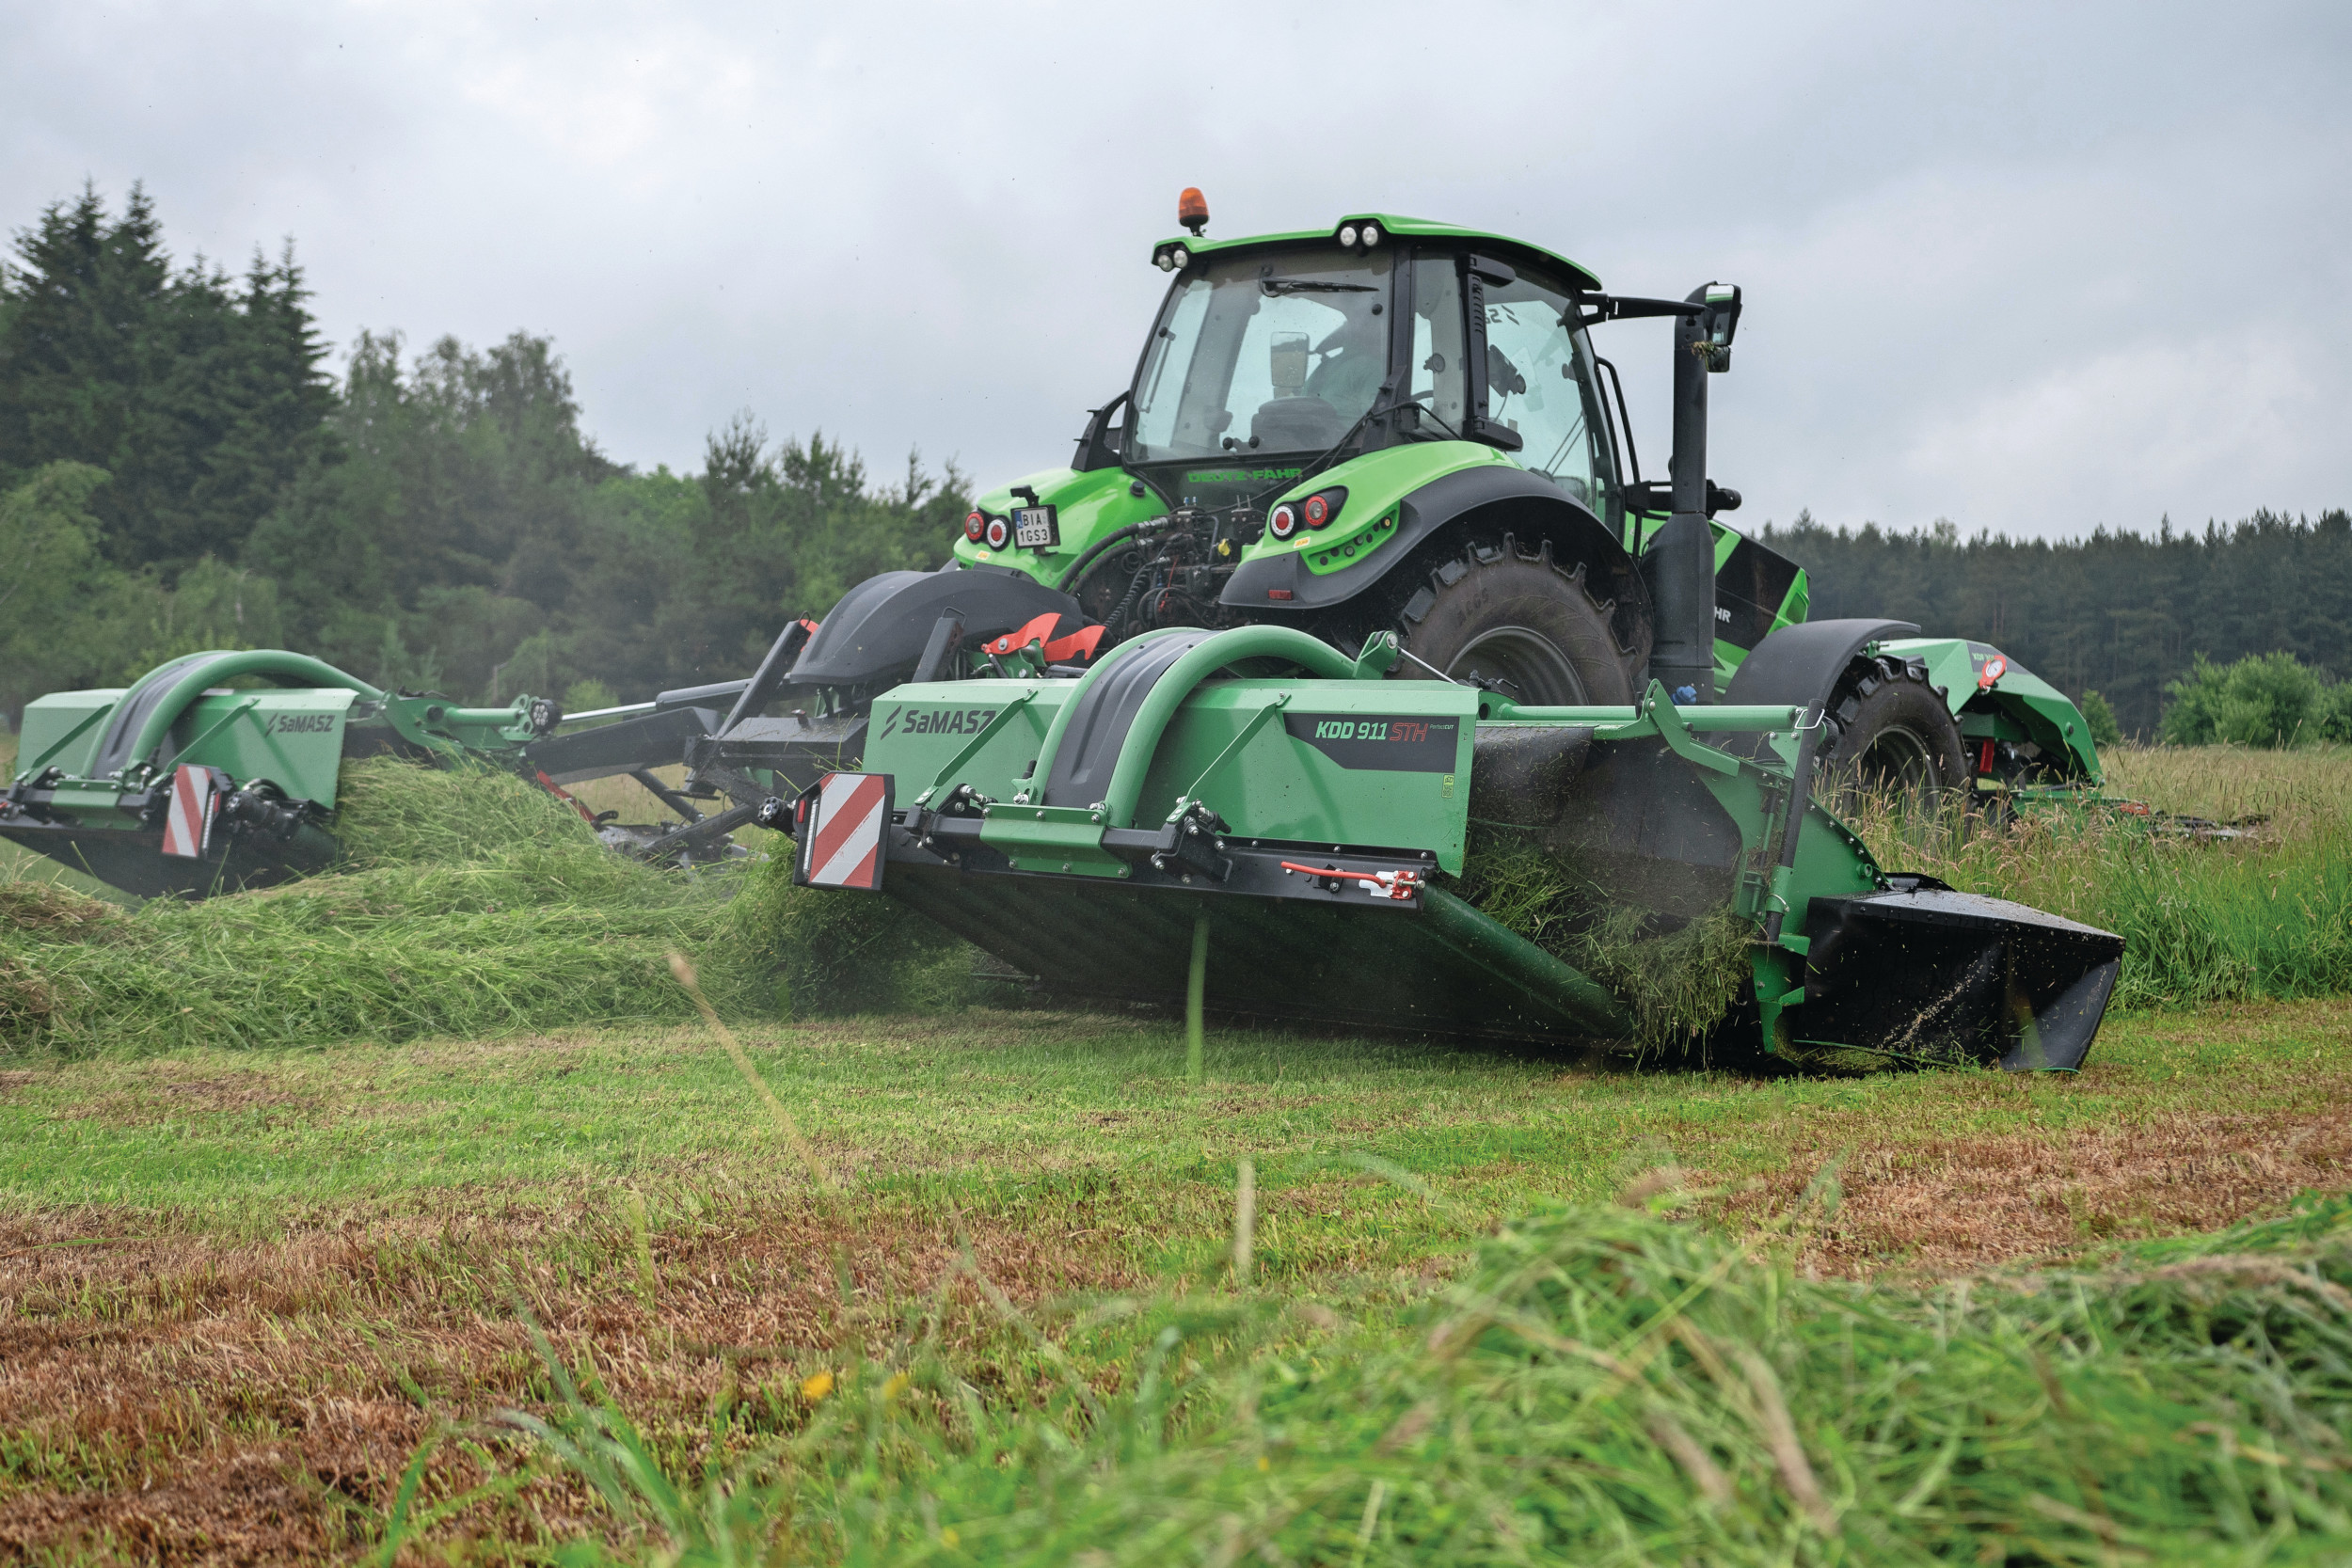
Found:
<box><xmin>8</xmin><ymin>186</ymin><xmax>2348</xmax><ymax>738</ymax></box>
<box><xmin>1763</xmin><ymin>512</ymin><xmax>2352</xmax><ymax>738</ymax></box>
<box><xmin>0</xmin><ymin>186</ymin><xmax>961</xmax><ymax>725</ymax></box>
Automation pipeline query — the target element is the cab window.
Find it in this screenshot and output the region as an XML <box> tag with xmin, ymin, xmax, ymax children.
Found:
<box><xmin>1480</xmin><ymin>269</ymin><xmax>1615</xmax><ymax>512</ymax></box>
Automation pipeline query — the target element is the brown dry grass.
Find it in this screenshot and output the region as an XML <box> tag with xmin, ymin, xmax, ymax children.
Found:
<box><xmin>1713</xmin><ymin>999</ymin><xmax>2352</xmax><ymax>1275</ymax></box>
<box><xmin>1730</xmin><ymin>1103</ymin><xmax>2352</xmax><ymax>1275</ymax></box>
<box><xmin>0</xmin><ymin>1193</ymin><xmax>1140</xmax><ymax>1564</ymax></box>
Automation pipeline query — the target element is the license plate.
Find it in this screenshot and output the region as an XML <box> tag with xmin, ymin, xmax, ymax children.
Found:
<box><xmin>1012</xmin><ymin>504</ymin><xmax>1059</xmax><ymax>548</ymax></box>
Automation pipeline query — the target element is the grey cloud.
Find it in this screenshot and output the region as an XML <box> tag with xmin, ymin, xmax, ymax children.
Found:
<box><xmin>4</xmin><ymin>0</ymin><xmax>2344</xmax><ymax>537</ymax></box>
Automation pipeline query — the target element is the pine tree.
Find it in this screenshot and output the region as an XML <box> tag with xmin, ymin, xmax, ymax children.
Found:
<box><xmin>0</xmin><ymin>183</ymin><xmax>333</xmax><ymax>576</ymax></box>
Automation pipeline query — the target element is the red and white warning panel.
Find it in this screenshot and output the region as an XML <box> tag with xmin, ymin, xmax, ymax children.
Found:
<box><xmin>794</xmin><ymin>772</ymin><xmax>893</xmax><ymax>891</ymax></box>
<box><xmin>161</xmin><ymin>765</ymin><xmax>231</xmax><ymax>859</ymax></box>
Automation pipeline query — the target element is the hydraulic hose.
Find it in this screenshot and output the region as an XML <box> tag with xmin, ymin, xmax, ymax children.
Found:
<box><xmin>1054</xmin><ymin>518</ymin><xmax>1168</xmax><ymax>595</ymax></box>
<box><xmin>118</xmin><ymin>651</ymin><xmax>386</xmax><ymax>780</ymax></box>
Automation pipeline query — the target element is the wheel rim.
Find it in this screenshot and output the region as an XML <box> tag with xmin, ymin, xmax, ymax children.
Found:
<box><xmin>1855</xmin><ymin>722</ymin><xmax>1940</xmax><ymax>797</ymax></box>
<box><xmin>1443</xmin><ymin>626</ymin><xmax>1589</xmax><ymax>705</ymax></box>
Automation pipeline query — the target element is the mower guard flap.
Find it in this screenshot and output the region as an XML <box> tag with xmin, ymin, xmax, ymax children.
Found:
<box><xmin>1800</xmin><ymin>885</ymin><xmax>2123</xmax><ymax>1070</ymax></box>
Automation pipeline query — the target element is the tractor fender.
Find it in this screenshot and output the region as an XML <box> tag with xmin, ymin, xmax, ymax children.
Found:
<box><xmin>1218</xmin><ymin>465</ymin><xmax>1633</xmax><ymax>616</ymax></box>
<box><xmin>787</xmin><ymin>567</ymin><xmax>1084</xmax><ymax>689</ymax></box>
<box><xmin>1721</xmin><ymin>618</ymin><xmax>1921</xmax><ymax>716</ymax></box>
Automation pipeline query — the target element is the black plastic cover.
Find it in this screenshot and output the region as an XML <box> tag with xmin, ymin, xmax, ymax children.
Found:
<box><xmin>789</xmin><ymin>568</ymin><xmax>1083</xmax><ymax>689</ymax></box>
<box><xmin>1722</xmin><ymin>617</ymin><xmax>1920</xmax><ymax>712</ymax></box>
<box><xmin>1040</xmin><ymin>630</ymin><xmax>1220</xmax><ymax>811</ymax></box>
<box><xmin>87</xmin><ymin>652</ymin><xmax>290</xmax><ymax>778</ymax></box>
<box><xmin>1800</xmin><ymin>886</ymin><xmax>2124</xmax><ymax>1069</ymax></box>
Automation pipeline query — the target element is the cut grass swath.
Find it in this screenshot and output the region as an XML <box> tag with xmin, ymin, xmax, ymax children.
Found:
<box><xmin>497</xmin><ymin>1190</ymin><xmax>2352</xmax><ymax>1565</ymax></box>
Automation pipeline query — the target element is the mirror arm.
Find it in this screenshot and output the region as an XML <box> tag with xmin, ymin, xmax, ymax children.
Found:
<box><xmin>1073</xmin><ymin>388</ymin><xmax>1135</xmax><ymax>472</ymax></box>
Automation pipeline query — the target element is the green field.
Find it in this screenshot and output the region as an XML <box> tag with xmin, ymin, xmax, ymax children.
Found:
<box><xmin>3</xmin><ymin>996</ymin><xmax>2349</xmax><ymax>1560</ymax></box>
<box><xmin>3</xmin><ymin>744</ymin><xmax>2351</xmax><ymax>1561</ymax></box>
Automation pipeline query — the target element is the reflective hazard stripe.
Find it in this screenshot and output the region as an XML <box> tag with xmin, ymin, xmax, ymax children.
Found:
<box><xmin>806</xmin><ymin>773</ymin><xmax>888</xmax><ymax>890</ymax></box>
<box><xmin>161</xmin><ymin>765</ymin><xmax>220</xmax><ymax>859</ymax></box>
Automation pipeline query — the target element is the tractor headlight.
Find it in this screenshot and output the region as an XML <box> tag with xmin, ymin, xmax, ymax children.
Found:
<box><xmin>1156</xmin><ymin>252</ymin><xmax>1174</xmax><ymax>271</ymax></box>
<box><xmin>1338</xmin><ymin>224</ymin><xmax>1359</xmax><ymax>247</ymax></box>
<box><xmin>1169</xmin><ymin>245</ymin><xmax>1189</xmax><ymax>270</ymax></box>
<box><xmin>1359</xmin><ymin>223</ymin><xmax>1380</xmax><ymax>248</ymax></box>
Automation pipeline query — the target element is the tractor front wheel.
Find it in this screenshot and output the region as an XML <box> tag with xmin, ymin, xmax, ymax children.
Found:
<box><xmin>1817</xmin><ymin>656</ymin><xmax>1970</xmax><ymax>810</ymax></box>
<box><xmin>1391</xmin><ymin>538</ymin><xmax>1643</xmax><ymax>705</ymax></box>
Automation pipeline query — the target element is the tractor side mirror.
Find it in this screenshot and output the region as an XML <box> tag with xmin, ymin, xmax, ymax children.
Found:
<box><xmin>1698</xmin><ymin>283</ymin><xmax>1741</xmax><ymax>372</ymax></box>
<box><xmin>1270</xmin><ymin>331</ymin><xmax>1310</xmax><ymax>395</ymax></box>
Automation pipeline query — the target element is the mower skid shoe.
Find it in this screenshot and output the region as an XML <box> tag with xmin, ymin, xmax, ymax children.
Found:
<box><xmin>1798</xmin><ymin>887</ymin><xmax>2123</xmax><ymax>1070</ymax></box>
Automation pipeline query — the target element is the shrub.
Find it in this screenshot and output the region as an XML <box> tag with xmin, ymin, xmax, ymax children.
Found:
<box><xmin>2160</xmin><ymin>651</ymin><xmax>2333</xmax><ymax>748</ymax></box>
<box><xmin>2076</xmin><ymin>687</ymin><xmax>2122</xmax><ymax>748</ymax></box>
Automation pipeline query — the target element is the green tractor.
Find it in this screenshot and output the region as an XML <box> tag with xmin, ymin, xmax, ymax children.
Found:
<box><xmin>527</xmin><ymin>196</ymin><xmax>2099</xmax><ymax>826</ymax></box>
<box><xmin>750</xmin><ymin>195</ymin><xmax>2121</xmax><ymax>1069</ymax></box>
<box><xmin>940</xmin><ymin>201</ymin><xmax>2094</xmax><ymax>799</ymax></box>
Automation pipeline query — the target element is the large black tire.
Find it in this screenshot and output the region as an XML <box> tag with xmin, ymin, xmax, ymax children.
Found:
<box><xmin>1818</xmin><ymin>655</ymin><xmax>1969</xmax><ymax>808</ymax></box>
<box><xmin>1391</xmin><ymin>536</ymin><xmax>1645</xmax><ymax>705</ymax></box>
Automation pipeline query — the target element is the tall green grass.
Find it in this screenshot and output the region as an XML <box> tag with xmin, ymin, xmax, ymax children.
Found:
<box><xmin>490</xmin><ymin>1189</ymin><xmax>2352</xmax><ymax>1565</ymax></box>
<box><xmin>0</xmin><ymin>758</ymin><xmax>1003</xmax><ymax>1055</ymax></box>
<box><xmin>0</xmin><ymin>760</ymin><xmax>767</xmax><ymax>1054</ymax></box>
<box><xmin>1849</xmin><ymin>746</ymin><xmax>2352</xmax><ymax>1009</ymax></box>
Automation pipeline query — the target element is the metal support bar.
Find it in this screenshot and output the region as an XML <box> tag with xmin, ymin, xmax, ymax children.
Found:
<box><xmin>1186</xmin><ymin>909</ymin><xmax>1209</xmax><ymax>1082</ymax></box>
<box><xmin>1182</xmin><ymin>693</ymin><xmax>1290</xmax><ymax>807</ymax></box>
<box><xmin>1762</xmin><ymin>706</ymin><xmax>1828</xmax><ymax>946</ymax></box>
<box><xmin>630</xmin><ymin>768</ymin><xmax>705</xmax><ymax>823</ymax></box>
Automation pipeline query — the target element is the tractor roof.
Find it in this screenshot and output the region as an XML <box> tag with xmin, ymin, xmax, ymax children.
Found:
<box><xmin>1152</xmin><ymin>213</ymin><xmax>1602</xmax><ymax>293</ymax></box>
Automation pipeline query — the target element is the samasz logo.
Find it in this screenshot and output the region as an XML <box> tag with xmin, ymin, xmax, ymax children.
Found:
<box><xmin>264</xmin><ymin>713</ymin><xmax>338</xmax><ymax>735</ymax></box>
<box><xmin>876</xmin><ymin>705</ymin><xmax>999</xmax><ymax>742</ymax></box>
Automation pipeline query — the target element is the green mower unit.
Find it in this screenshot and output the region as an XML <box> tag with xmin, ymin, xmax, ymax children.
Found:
<box><xmin>788</xmin><ymin>624</ymin><xmax>2123</xmax><ymax>1069</ymax></box>
<box><xmin>0</xmin><ymin>650</ymin><xmax>563</xmax><ymax>897</ymax></box>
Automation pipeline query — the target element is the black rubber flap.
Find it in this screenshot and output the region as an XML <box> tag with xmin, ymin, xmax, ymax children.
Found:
<box><xmin>1800</xmin><ymin>887</ymin><xmax>2124</xmax><ymax>1070</ymax></box>
<box><xmin>790</xmin><ymin>569</ymin><xmax>1081</xmax><ymax>689</ymax></box>
<box><xmin>1040</xmin><ymin>630</ymin><xmax>1219</xmax><ymax>810</ymax></box>
<box><xmin>0</xmin><ymin>819</ymin><xmax>339</xmax><ymax>899</ymax></box>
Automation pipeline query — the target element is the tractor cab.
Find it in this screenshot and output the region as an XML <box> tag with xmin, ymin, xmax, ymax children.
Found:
<box><xmin>1114</xmin><ymin>218</ymin><xmax>1624</xmax><ymax>534</ymax></box>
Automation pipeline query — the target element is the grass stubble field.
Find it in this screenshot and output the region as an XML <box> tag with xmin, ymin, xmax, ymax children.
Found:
<box><xmin>1</xmin><ymin>737</ymin><xmax>2349</xmax><ymax>1564</ymax></box>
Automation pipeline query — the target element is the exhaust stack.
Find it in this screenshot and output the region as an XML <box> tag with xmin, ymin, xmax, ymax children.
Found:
<box><xmin>1646</xmin><ymin>283</ymin><xmax>1740</xmax><ymax>703</ymax></box>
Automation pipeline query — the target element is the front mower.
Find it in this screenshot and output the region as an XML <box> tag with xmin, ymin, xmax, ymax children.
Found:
<box><xmin>787</xmin><ymin>625</ymin><xmax>2124</xmax><ymax>1070</ymax></box>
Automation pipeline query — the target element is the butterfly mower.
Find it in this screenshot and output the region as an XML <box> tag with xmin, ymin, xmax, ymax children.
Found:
<box><xmin>3</xmin><ymin>198</ymin><xmax>2126</xmax><ymax>1066</ymax></box>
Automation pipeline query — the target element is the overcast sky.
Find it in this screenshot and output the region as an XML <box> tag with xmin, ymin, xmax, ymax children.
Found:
<box><xmin>7</xmin><ymin>1</ymin><xmax>2347</xmax><ymax>539</ymax></box>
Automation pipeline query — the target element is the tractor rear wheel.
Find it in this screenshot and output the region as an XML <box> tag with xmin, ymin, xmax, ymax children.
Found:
<box><xmin>1391</xmin><ymin>538</ymin><xmax>1643</xmax><ymax>705</ymax></box>
<box><xmin>1818</xmin><ymin>657</ymin><xmax>1970</xmax><ymax>809</ymax></box>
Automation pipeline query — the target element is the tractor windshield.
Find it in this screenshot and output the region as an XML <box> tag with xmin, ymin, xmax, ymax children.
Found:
<box><xmin>1128</xmin><ymin>247</ymin><xmax>1393</xmax><ymax>463</ymax></box>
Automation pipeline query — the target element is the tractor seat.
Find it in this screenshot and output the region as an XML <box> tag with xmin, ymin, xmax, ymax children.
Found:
<box><xmin>1250</xmin><ymin>395</ymin><xmax>1348</xmax><ymax>451</ymax></box>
